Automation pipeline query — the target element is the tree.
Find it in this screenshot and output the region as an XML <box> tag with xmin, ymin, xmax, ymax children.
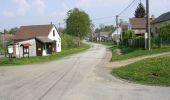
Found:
<box><xmin>134</xmin><ymin>3</ymin><xmax>146</xmax><ymax>18</ymax></box>
<box><xmin>9</xmin><ymin>27</ymin><xmax>18</xmax><ymax>34</ymax></box>
<box><xmin>94</xmin><ymin>25</ymin><xmax>115</xmax><ymax>33</ymax></box>
<box><xmin>3</xmin><ymin>29</ymin><xmax>8</xmax><ymax>33</ymax></box>
<box><xmin>66</xmin><ymin>8</ymin><xmax>91</xmax><ymax>47</ymax></box>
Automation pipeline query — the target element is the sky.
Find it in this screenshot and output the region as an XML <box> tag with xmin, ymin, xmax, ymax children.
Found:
<box><xmin>0</xmin><ymin>0</ymin><xmax>170</xmax><ymax>31</ymax></box>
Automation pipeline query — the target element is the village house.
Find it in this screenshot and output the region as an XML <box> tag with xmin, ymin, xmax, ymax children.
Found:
<box><xmin>0</xmin><ymin>33</ymin><xmax>15</xmax><ymax>46</ymax></box>
<box><xmin>111</xmin><ymin>27</ymin><xmax>122</xmax><ymax>43</ymax></box>
<box><xmin>0</xmin><ymin>34</ymin><xmax>15</xmax><ymax>39</ymax></box>
<box><xmin>98</xmin><ymin>32</ymin><xmax>112</xmax><ymax>42</ymax></box>
<box><xmin>14</xmin><ymin>24</ymin><xmax>61</xmax><ymax>57</ymax></box>
<box><xmin>151</xmin><ymin>12</ymin><xmax>170</xmax><ymax>37</ymax></box>
<box><xmin>129</xmin><ymin>16</ymin><xmax>155</xmax><ymax>37</ymax></box>
<box><xmin>129</xmin><ymin>18</ymin><xmax>147</xmax><ymax>36</ymax></box>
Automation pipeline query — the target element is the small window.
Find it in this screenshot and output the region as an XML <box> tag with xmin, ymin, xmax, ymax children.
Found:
<box><xmin>53</xmin><ymin>30</ymin><xmax>55</xmax><ymax>37</ymax></box>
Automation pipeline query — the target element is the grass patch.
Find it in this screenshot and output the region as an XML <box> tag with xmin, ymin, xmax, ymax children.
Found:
<box><xmin>112</xmin><ymin>45</ymin><xmax>170</xmax><ymax>61</ymax></box>
<box><xmin>0</xmin><ymin>43</ymin><xmax>90</xmax><ymax>66</ymax></box>
<box><xmin>112</xmin><ymin>56</ymin><xmax>170</xmax><ymax>86</ymax></box>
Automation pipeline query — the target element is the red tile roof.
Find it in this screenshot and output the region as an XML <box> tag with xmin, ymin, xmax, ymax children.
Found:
<box><xmin>14</xmin><ymin>24</ymin><xmax>53</xmax><ymax>40</ymax></box>
<box><xmin>0</xmin><ymin>34</ymin><xmax>15</xmax><ymax>39</ymax></box>
<box><xmin>20</xmin><ymin>43</ymin><xmax>32</xmax><ymax>47</ymax></box>
<box><xmin>129</xmin><ymin>18</ymin><xmax>146</xmax><ymax>29</ymax></box>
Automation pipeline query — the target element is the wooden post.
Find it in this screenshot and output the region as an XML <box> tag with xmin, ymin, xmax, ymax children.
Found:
<box><xmin>146</xmin><ymin>0</ymin><xmax>151</xmax><ymax>50</ymax></box>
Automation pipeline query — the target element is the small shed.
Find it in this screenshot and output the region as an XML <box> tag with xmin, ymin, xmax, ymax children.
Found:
<box><xmin>20</xmin><ymin>43</ymin><xmax>32</xmax><ymax>58</ymax></box>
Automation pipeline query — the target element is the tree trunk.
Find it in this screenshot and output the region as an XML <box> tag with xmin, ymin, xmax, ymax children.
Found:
<box><xmin>77</xmin><ymin>34</ymin><xmax>80</xmax><ymax>47</ymax></box>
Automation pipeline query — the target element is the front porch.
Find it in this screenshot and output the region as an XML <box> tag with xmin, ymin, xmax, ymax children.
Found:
<box><xmin>36</xmin><ymin>37</ymin><xmax>56</xmax><ymax>56</ymax></box>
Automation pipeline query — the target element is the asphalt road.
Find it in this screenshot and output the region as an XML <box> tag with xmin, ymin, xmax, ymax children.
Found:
<box><xmin>0</xmin><ymin>43</ymin><xmax>170</xmax><ymax>100</ymax></box>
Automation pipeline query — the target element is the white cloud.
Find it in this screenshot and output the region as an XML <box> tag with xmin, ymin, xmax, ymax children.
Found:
<box><xmin>14</xmin><ymin>0</ymin><xmax>30</xmax><ymax>16</ymax></box>
<box><xmin>12</xmin><ymin>0</ymin><xmax>46</xmax><ymax>16</ymax></box>
<box><xmin>33</xmin><ymin>0</ymin><xmax>46</xmax><ymax>16</ymax></box>
<box><xmin>49</xmin><ymin>3</ymin><xmax>69</xmax><ymax>22</ymax></box>
<box><xmin>2</xmin><ymin>10</ymin><xmax>14</xmax><ymax>17</ymax></box>
<box><xmin>75</xmin><ymin>0</ymin><xmax>132</xmax><ymax>8</ymax></box>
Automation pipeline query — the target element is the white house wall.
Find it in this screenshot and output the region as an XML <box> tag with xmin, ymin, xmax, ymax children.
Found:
<box><xmin>15</xmin><ymin>39</ymin><xmax>36</xmax><ymax>58</ymax></box>
<box><xmin>48</xmin><ymin>26</ymin><xmax>61</xmax><ymax>52</ymax></box>
<box><xmin>112</xmin><ymin>27</ymin><xmax>122</xmax><ymax>42</ymax></box>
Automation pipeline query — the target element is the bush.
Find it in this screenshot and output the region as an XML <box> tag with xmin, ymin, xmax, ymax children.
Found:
<box><xmin>61</xmin><ymin>33</ymin><xmax>77</xmax><ymax>49</ymax></box>
<box><xmin>152</xmin><ymin>37</ymin><xmax>161</xmax><ymax>48</ymax></box>
<box><xmin>122</xmin><ymin>37</ymin><xmax>145</xmax><ymax>48</ymax></box>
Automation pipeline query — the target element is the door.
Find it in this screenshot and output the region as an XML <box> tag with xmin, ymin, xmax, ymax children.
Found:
<box><xmin>47</xmin><ymin>43</ymin><xmax>52</xmax><ymax>54</ymax></box>
<box><xmin>36</xmin><ymin>40</ymin><xmax>43</xmax><ymax>56</ymax></box>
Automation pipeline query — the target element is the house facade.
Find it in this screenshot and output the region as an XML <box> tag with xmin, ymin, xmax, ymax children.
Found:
<box><xmin>98</xmin><ymin>32</ymin><xmax>112</xmax><ymax>41</ymax></box>
<box><xmin>129</xmin><ymin>18</ymin><xmax>147</xmax><ymax>36</ymax></box>
<box><xmin>129</xmin><ymin>17</ymin><xmax>155</xmax><ymax>37</ymax></box>
<box><xmin>112</xmin><ymin>27</ymin><xmax>122</xmax><ymax>43</ymax></box>
<box><xmin>151</xmin><ymin>12</ymin><xmax>170</xmax><ymax>37</ymax></box>
<box><xmin>14</xmin><ymin>24</ymin><xmax>61</xmax><ymax>57</ymax></box>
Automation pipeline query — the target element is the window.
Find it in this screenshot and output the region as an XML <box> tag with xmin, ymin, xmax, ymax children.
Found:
<box><xmin>53</xmin><ymin>30</ymin><xmax>55</xmax><ymax>37</ymax></box>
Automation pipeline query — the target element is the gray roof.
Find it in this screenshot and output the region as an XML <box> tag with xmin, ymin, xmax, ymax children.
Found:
<box><xmin>152</xmin><ymin>12</ymin><xmax>170</xmax><ymax>23</ymax></box>
<box><xmin>36</xmin><ymin>36</ymin><xmax>53</xmax><ymax>43</ymax></box>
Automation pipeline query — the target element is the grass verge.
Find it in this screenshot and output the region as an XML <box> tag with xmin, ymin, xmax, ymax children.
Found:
<box><xmin>0</xmin><ymin>43</ymin><xmax>90</xmax><ymax>66</ymax></box>
<box><xmin>112</xmin><ymin>56</ymin><xmax>170</xmax><ymax>86</ymax></box>
<box><xmin>112</xmin><ymin>45</ymin><xmax>170</xmax><ymax>61</ymax></box>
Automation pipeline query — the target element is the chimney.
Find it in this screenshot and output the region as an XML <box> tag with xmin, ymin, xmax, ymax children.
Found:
<box><xmin>151</xmin><ymin>15</ymin><xmax>155</xmax><ymax>20</ymax></box>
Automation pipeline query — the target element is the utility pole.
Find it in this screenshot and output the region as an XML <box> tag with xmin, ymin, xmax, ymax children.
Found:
<box><xmin>146</xmin><ymin>0</ymin><xmax>151</xmax><ymax>50</ymax></box>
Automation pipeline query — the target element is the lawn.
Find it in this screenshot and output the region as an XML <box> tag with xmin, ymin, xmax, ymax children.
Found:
<box><xmin>112</xmin><ymin>56</ymin><xmax>170</xmax><ymax>86</ymax></box>
<box><xmin>112</xmin><ymin>45</ymin><xmax>170</xmax><ymax>61</ymax></box>
<box><xmin>0</xmin><ymin>43</ymin><xmax>90</xmax><ymax>66</ymax></box>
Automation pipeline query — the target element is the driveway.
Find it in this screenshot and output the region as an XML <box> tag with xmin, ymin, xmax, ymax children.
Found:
<box><xmin>0</xmin><ymin>43</ymin><xmax>170</xmax><ymax>100</ymax></box>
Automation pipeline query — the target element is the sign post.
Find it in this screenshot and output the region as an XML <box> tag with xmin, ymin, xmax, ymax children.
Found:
<box><xmin>7</xmin><ymin>45</ymin><xmax>14</xmax><ymax>63</ymax></box>
<box><xmin>145</xmin><ymin>32</ymin><xmax>148</xmax><ymax>49</ymax></box>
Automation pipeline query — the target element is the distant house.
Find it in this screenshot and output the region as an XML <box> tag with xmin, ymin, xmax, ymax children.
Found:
<box><xmin>151</xmin><ymin>12</ymin><xmax>170</xmax><ymax>37</ymax></box>
<box><xmin>129</xmin><ymin>18</ymin><xmax>147</xmax><ymax>36</ymax></box>
<box><xmin>98</xmin><ymin>32</ymin><xmax>112</xmax><ymax>41</ymax></box>
<box><xmin>14</xmin><ymin>24</ymin><xmax>61</xmax><ymax>57</ymax></box>
<box><xmin>112</xmin><ymin>27</ymin><xmax>122</xmax><ymax>43</ymax></box>
<box><xmin>0</xmin><ymin>34</ymin><xmax>15</xmax><ymax>39</ymax></box>
<box><xmin>129</xmin><ymin>17</ymin><xmax>155</xmax><ymax>37</ymax></box>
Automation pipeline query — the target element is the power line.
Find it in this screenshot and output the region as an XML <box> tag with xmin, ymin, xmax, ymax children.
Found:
<box><xmin>92</xmin><ymin>16</ymin><xmax>116</xmax><ymax>21</ymax></box>
<box><xmin>93</xmin><ymin>21</ymin><xmax>115</xmax><ymax>25</ymax></box>
<box><xmin>57</xmin><ymin>0</ymin><xmax>140</xmax><ymax>27</ymax></box>
<box><xmin>118</xmin><ymin>0</ymin><xmax>138</xmax><ymax>16</ymax></box>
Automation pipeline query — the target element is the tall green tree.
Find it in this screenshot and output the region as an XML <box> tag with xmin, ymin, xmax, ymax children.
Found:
<box><xmin>9</xmin><ymin>27</ymin><xmax>18</xmax><ymax>34</ymax></box>
<box><xmin>66</xmin><ymin>8</ymin><xmax>91</xmax><ymax>47</ymax></box>
<box><xmin>134</xmin><ymin>3</ymin><xmax>146</xmax><ymax>18</ymax></box>
<box><xmin>94</xmin><ymin>25</ymin><xmax>115</xmax><ymax>33</ymax></box>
